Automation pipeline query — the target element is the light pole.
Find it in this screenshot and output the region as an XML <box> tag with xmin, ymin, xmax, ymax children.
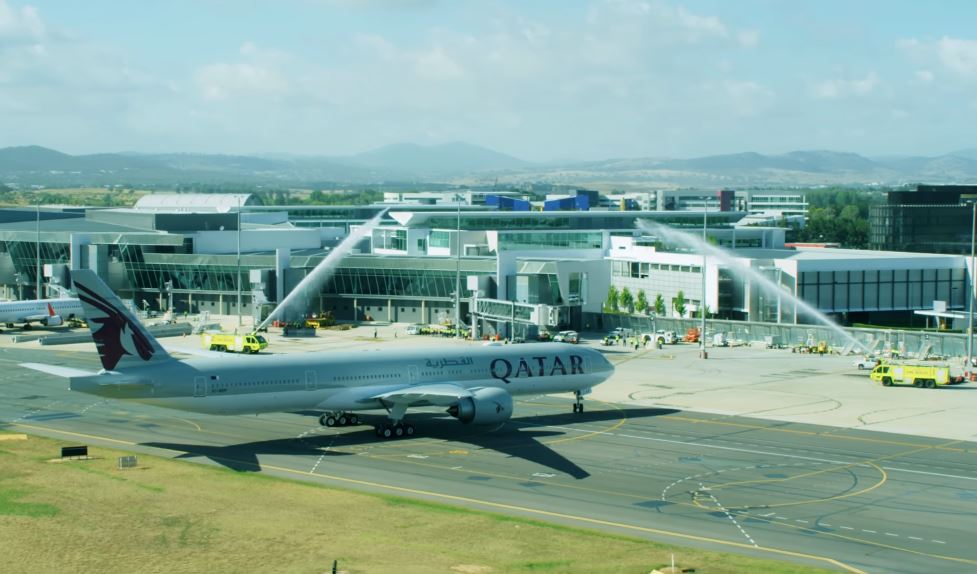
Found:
<box><xmin>237</xmin><ymin>195</ymin><xmax>243</xmax><ymax>327</ymax></box>
<box><xmin>700</xmin><ymin>209</ymin><xmax>707</xmax><ymax>358</ymax></box>
<box><xmin>454</xmin><ymin>197</ymin><xmax>462</xmax><ymax>339</ymax></box>
<box><xmin>968</xmin><ymin>202</ymin><xmax>975</xmax><ymax>369</ymax></box>
<box><xmin>35</xmin><ymin>203</ymin><xmax>41</xmax><ymax>298</ymax></box>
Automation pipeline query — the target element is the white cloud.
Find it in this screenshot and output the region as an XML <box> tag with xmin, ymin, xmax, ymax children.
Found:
<box><xmin>412</xmin><ymin>45</ymin><xmax>464</xmax><ymax>79</ymax></box>
<box><xmin>0</xmin><ymin>0</ymin><xmax>44</xmax><ymax>41</ymax></box>
<box><xmin>674</xmin><ymin>5</ymin><xmax>727</xmax><ymax>39</ymax></box>
<box><xmin>737</xmin><ymin>29</ymin><xmax>759</xmax><ymax>48</ymax></box>
<box><xmin>915</xmin><ymin>69</ymin><xmax>934</xmax><ymax>82</ymax></box>
<box><xmin>938</xmin><ymin>36</ymin><xmax>977</xmax><ymax>77</ymax></box>
<box><xmin>723</xmin><ymin>80</ymin><xmax>775</xmax><ymax>116</ymax></box>
<box><xmin>195</xmin><ymin>44</ymin><xmax>289</xmax><ymax>102</ymax></box>
<box><xmin>813</xmin><ymin>72</ymin><xmax>879</xmax><ymax>99</ymax></box>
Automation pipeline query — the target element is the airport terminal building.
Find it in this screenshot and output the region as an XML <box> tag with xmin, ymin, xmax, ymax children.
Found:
<box><xmin>0</xmin><ymin>193</ymin><xmax>970</xmax><ymax>335</ymax></box>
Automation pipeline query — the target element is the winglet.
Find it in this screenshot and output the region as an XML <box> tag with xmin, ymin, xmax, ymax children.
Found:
<box><xmin>70</xmin><ymin>269</ymin><xmax>172</xmax><ymax>371</ymax></box>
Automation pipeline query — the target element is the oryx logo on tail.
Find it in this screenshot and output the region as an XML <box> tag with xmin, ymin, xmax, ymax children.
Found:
<box><xmin>70</xmin><ymin>269</ymin><xmax>170</xmax><ymax>371</ymax></box>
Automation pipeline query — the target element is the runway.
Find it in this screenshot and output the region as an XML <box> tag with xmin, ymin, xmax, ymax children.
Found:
<box><xmin>3</xmin><ymin>345</ymin><xmax>976</xmax><ymax>573</ymax></box>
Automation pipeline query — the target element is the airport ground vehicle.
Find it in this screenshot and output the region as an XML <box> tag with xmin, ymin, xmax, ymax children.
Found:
<box><xmin>553</xmin><ymin>330</ymin><xmax>579</xmax><ymax>343</ymax></box>
<box><xmin>869</xmin><ymin>363</ymin><xmax>949</xmax><ymax>388</ymax></box>
<box><xmin>202</xmin><ymin>332</ymin><xmax>269</xmax><ymax>353</ymax></box>
<box><xmin>405</xmin><ymin>324</ymin><xmax>424</xmax><ymax>335</ymax></box>
<box><xmin>854</xmin><ymin>356</ymin><xmax>881</xmax><ymax>370</ymax></box>
<box><xmin>655</xmin><ymin>330</ymin><xmax>677</xmax><ymax>345</ymax></box>
<box><xmin>712</xmin><ymin>332</ymin><xmax>728</xmax><ymax>347</ymax></box>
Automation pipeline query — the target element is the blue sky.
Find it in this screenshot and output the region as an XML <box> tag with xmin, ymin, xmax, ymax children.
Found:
<box><xmin>2</xmin><ymin>0</ymin><xmax>976</xmax><ymax>161</ymax></box>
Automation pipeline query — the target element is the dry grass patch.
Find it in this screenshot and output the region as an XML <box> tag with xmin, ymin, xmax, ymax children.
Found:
<box><xmin>0</xmin><ymin>432</ymin><xmax>837</xmax><ymax>574</ymax></box>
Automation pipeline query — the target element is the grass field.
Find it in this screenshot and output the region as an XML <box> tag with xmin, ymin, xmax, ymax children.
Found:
<box><xmin>0</xmin><ymin>432</ymin><xmax>838</xmax><ymax>574</ymax></box>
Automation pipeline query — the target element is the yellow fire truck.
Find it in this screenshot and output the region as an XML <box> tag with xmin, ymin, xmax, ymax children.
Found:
<box><xmin>201</xmin><ymin>332</ymin><xmax>268</xmax><ymax>354</ymax></box>
<box><xmin>869</xmin><ymin>363</ymin><xmax>949</xmax><ymax>388</ymax></box>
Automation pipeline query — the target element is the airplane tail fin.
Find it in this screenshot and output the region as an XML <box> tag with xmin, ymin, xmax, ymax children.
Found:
<box><xmin>70</xmin><ymin>269</ymin><xmax>173</xmax><ymax>371</ymax></box>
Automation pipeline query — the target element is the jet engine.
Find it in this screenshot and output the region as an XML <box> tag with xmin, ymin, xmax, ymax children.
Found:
<box><xmin>42</xmin><ymin>315</ymin><xmax>63</xmax><ymax>326</ymax></box>
<box><xmin>447</xmin><ymin>387</ymin><xmax>513</xmax><ymax>425</ymax></box>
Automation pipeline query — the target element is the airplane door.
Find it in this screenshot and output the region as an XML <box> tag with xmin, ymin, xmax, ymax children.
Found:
<box><xmin>305</xmin><ymin>370</ymin><xmax>317</xmax><ymax>391</ymax></box>
<box><xmin>407</xmin><ymin>365</ymin><xmax>419</xmax><ymax>384</ymax></box>
<box><xmin>193</xmin><ymin>376</ymin><xmax>207</xmax><ymax>398</ymax></box>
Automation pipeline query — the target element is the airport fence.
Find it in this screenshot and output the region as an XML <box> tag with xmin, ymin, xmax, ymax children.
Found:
<box><xmin>592</xmin><ymin>313</ymin><xmax>971</xmax><ymax>360</ymax></box>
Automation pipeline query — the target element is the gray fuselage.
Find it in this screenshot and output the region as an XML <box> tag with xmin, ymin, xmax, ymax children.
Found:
<box><xmin>69</xmin><ymin>343</ymin><xmax>614</xmax><ymax>416</ymax></box>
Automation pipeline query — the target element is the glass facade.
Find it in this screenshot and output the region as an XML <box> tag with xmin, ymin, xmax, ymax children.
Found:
<box><xmin>422</xmin><ymin>214</ymin><xmax>739</xmax><ymax>231</ymax></box>
<box><xmin>799</xmin><ymin>268</ymin><xmax>965</xmax><ymax>311</ymax></box>
<box><xmin>374</xmin><ymin>229</ymin><xmax>407</xmax><ymax>251</ymax></box>
<box><xmin>322</xmin><ymin>267</ymin><xmax>460</xmax><ymax>299</ymax></box>
<box><xmin>612</xmin><ymin>260</ymin><xmax>701</xmax><ymax>277</ymax></box>
<box><xmin>430</xmin><ymin>230</ymin><xmax>452</xmax><ymax>248</ymax></box>
<box><xmin>120</xmin><ymin>246</ymin><xmax>251</xmax><ymax>293</ymax></box>
<box><xmin>2</xmin><ymin>241</ymin><xmax>70</xmax><ymax>284</ymax></box>
<box><xmin>498</xmin><ymin>231</ymin><xmax>603</xmax><ymax>251</ymax></box>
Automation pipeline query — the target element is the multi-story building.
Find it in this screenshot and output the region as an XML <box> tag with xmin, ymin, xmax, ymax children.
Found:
<box><xmin>0</xmin><ymin>192</ymin><xmax>967</xmax><ymax>333</ymax></box>
<box><xmin>870</xmin><ymin>184</ymin><xmax>977</xmax><ymax>254</ymax></box>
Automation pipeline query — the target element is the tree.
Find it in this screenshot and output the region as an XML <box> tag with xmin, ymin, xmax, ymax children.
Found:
<box><xmin>673</xmin><ymin>290</ymin><xmax>687</xmax><ymax>317</ymax></box>
<box><xmin>619</xmin><ymin>287</ymin><xmax>634</xmax><ymax>313</ymax></box>
<box><xmin>635</xmin><ymin>289</ymin><xmax>648</xmax><ymax>314</ymax></box>
<box><xmin>654</xmin><ymin>293</ymin><xmax>665</xmax><ymax>317</ymax></box>
<box><xmin>605</xmin><ymin>285</ymin><xmax>619</xmax><ymax>312</ymax></box>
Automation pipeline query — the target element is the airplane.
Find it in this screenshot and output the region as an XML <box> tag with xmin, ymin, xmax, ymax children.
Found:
<box><xmin>21</xmin><ymin>269</ymin><xmax>615</xmax><ymax>439</ymax></box>
<box><xmin>0</xmin><ymin>297</ymin><xmax>83</xmax><ymax>330</ymax></box>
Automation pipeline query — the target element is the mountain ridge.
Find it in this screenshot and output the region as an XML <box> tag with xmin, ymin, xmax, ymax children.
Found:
<box><xmin>1</xmin><ymin>144</ymin><xmax>976</xmax><ymax>187</ymax></box>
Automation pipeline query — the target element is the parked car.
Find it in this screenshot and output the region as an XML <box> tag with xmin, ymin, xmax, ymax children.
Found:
<box><xmin>553</xmin><ymin>330</ymin><xmax>579</xmax><ymax>344</ymax></box>
<box><xmin>405</xmin><ymin>324</ymin><xmax>425</xmax><ymax>335</ymax></box>
<box><xmin>854</xmin><ymin>356</ymin><xmax>882</xmax><ymax>370</ymax></box>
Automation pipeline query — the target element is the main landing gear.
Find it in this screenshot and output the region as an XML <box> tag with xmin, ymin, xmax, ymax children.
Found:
<box><xmin>319</xmin><ymin>412</ymin><xmax>359</xmax><ymax>427</ymax></box>
<box><xmin>374</xmin><ymin>422</ymin><xmax>415</xmax><ymax>439</ymax></box>
<box><xmin>372</xmin><ymin>402</ymin><xmax>415</xmax><ymax>440</ymax></box>
<box><xmin>572</xmin><ymin>390</ymin><xmax>585</xmax><ymax>414</ymax></box>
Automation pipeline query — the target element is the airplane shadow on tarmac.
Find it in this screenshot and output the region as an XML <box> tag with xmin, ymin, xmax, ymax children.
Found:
<box><xmin>142</xmin><ymin>407</ymin><xmax>679</xmax><ymax>479</ymax></box>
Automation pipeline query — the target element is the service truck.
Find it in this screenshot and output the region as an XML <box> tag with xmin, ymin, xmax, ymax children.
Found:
<box><xmin>870</xmin><ymin>363</ymin><xmax>949</xmax><ymax>388</ymax></box>
<box><xmin>202</xmin><ymin>332</ymin><xmax>268</xmax><ymax>354</ymax></box>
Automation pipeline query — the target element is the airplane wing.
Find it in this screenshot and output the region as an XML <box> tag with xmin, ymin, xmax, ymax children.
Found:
<box><xmin>369</xmin><ymin>383</ymin><xmax>474</xmax><ymax>407</ymax></box>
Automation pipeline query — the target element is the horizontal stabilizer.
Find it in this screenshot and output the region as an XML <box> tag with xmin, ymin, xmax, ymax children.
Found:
<box><xmin>19</xmin><ymin>363</ymin><xmax>97</xmax><ymax>378</ymax></box>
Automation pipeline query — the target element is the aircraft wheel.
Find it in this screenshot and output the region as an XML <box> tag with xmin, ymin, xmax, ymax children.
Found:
<box><xmin>374</xmin><ymin>425</ymin><xmax>383</xmax><ymax>437</ymax></box>
<box><xmin>382</xmin><ymin>426</ymin><xmax>393</xmax><ymax>439</ymax></box>
<box><xmin>394</xmin><ymin>425</ymin><xmax>405</xmax><ymax>438</ymax></box>
<box><xmin>404</xmin><ymin>424</ymin><xmax>415</xmax><ymax>436</ymax></box>
<box><xmin>337</xmin><ymin>415</ymin><xmax>347</xmax><ymax>426</ymax></box>
<box><xmin>348</xmin><ymin>414</ymin><xmax>359</xmax><ymax>425</ymax></box>
<box><xmin>324</xmin><ymin>416</ymin><xmax>337</xmax><ymax>427</ymax></box>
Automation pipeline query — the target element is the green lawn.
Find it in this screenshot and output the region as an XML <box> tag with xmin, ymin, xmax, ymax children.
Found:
<box><xmin>0</xmin><ymin>433</ymin><xmax>839</xmax><ymax>574</ymax></box>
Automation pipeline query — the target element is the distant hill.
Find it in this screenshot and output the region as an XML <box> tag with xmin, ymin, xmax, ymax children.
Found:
<box><xmin>2</xmin><ymin>144</ymin><xmax>977</xmax><ymax>188</ymax></box>
<box><xmin>348</xmin><ymin>142</ymin><xmax>528</xmax><ymax>175</ymax></box>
